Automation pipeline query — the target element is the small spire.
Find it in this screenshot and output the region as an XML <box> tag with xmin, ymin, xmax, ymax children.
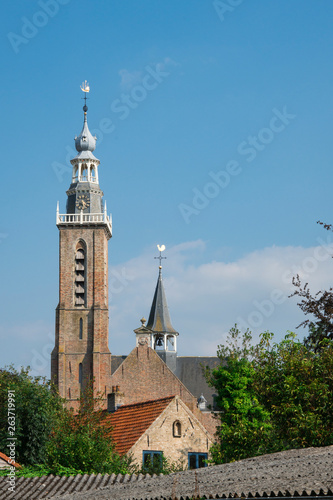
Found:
<box><xmin>80</xmin><ymin>80</ymin><xmax>90</xmax><ymax>113</ymax></box>
<box><xmin>75</xmin><ymin>81</ymin><xmax>96</xmax><ymax>153</ymax></box>
<box><xmin>146</xmin><ymin>246</ymin><xmax>178</xmax><ymax>336</ymax></box>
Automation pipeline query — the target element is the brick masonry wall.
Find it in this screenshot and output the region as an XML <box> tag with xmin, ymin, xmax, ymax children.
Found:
<box><xmin>130</xmin><ymin>396</ymin><xmax>213</xmax><ymax>468</ymax></box>
<box><xmin>110</xmin><ymin>345</ymin><xmax>217</xmax><ymax>436</ymax></box>
<box><xmin>52</xmin><ymin>225</ymin><xmax>111</xmax><ymax>410</ymax></box>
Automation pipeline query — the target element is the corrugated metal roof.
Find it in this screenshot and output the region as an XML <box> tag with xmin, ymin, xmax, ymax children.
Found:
<box><xmin>0</xmin><ymin>471</ymin><xmax>156</xmax><ymax>499</ymax></box>
<box><xmin>1</xmin><ymin>445</ymin><xmax>332</xmax><ymax>499</ymax></box>
<box><xmin>105</xmin><ymin>395</ymin><xmax>174</xmax><ymax>454</ymax></box>
<box><xmin>146</xmin><ymin>268</ymin><xmax>178</xmax><ymax>334</ymax></box>
<box><xmin>56</xmin><ymin>445</ymin><xmax>333</xmax><ymax>500</ymax></box>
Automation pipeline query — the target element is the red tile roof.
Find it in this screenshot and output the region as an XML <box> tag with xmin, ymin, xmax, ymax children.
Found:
<box><xmin>104</xmin><ymin>396</ymin><xmax>175</xmax><ymax>455</ymax></box>
<box><xmin>0</xmin><ymin>451</ymin><xmax>21</xmax><ymax>469</ymax></box>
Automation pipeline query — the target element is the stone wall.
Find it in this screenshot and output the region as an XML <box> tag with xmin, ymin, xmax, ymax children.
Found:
<box><xmin>129</xmin><ymin>396</ymin><xmax>213</xmax><ymax>467</ymax></box>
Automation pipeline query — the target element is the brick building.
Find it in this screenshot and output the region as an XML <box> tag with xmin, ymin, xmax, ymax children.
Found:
<box><xmin>51</xmin><ymin>87</ymin><xmax>218</xmax><ymax>464</ymax></box>
<box><xmin>106</xmin><ymin>395</ymin><xmax>213</xmax><ymax>468</ymax></box>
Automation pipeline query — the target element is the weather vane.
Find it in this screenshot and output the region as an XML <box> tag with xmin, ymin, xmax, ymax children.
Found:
<box><xmin>155</xmin><ymin>244</ymin><xmax>166</xmax><ymax>267</ymax></box>
<box><xmin>80</xmin><ymin>80</ymin><xmax>90</xmax><ymax>107</ymax></box>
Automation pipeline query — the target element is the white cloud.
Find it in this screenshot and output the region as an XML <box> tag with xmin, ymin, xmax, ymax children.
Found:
<box><xmin>3</xmin><ymin>239</ymin><xmax>333</xmax><ymax>379</ymax></box>
<box><xmin>108</xmin><ymin>239</ymin><xmax>333</xmax><ymax>356</ymax></box>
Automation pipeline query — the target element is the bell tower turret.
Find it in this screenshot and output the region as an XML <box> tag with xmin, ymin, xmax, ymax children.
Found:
<box><xmin>140</xmin><ymin>246</ymin><xmax>179</xmax><ymax>373</ymax></box>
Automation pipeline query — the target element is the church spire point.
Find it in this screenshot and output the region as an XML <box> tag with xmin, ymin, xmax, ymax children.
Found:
<box><xmin>75</xmin><ymin>81</ymin><xmax>96</xmax><ymax>153</ymax></box>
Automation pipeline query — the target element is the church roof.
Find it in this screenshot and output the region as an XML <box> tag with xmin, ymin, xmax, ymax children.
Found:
<box><xmin>146</xmin><ymin>267</ymin><xmax>178</xmax><ymax>335</ymax></box>
<box><xmin>105</xmin><ymin>396</ymin><xmax>175</xmax><ymax>455</ymax></box>
<box><xmin>71</xmin><ymin>150</ymin><xmax>98</xmax><ymax>161</ymax></box>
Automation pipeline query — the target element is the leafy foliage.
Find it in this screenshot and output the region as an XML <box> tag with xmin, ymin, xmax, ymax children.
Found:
<box><xmin>207</xmin><ymin>327</ymin><xmax>333</xmax><ymax>464</ymax></box>
<box><xmin>254</xmin><ymin>332</ymin><xmax>333</xmax><ymax>449</ymax></box>
<box><xmin>0</xmin><ymin>366</ymin><xmax>63</xmax><ymax>465</ymax></box>
<box><xmin>140</xmin><ymin>454</ymin><xmax>185</xmax><ymax>475</ymax></box>
<box><xmin>46</xmin><ymin>381</ymin><xmax>136</xmax><ymax>475</ymax></box>
<box><xmin>205</xmin><ymin>326</ymin><xmax>273</xmax><ymax>464</ymax></box>
<box><xmin>0</xmin><ymin>464</ymin><xmax>84</xmax><ymax>478</ymax></box>
<box><xmin>290</xmin><ymin>221</ymin><xmax>333</xmax><ymax>350</ymax></box>
<box><xmin>0</xmin><ymin>367</ymin><xmax>136</xmax><ymax>475</ymax></box>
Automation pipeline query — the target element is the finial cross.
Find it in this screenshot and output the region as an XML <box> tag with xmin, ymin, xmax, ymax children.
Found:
<box><xmin>81</xmin><ymin>93</ymin><xmax>89</xmax><ymax>106</ymax></box>
<box><xmin>80</xmin><ymin>80</ymin><xmax>90</xmax><ymax>107</ymax></box>
<box><xmin>155</xmin><ymin>244</ymin><xmax>166</xmax><ymax>266</ymax></box>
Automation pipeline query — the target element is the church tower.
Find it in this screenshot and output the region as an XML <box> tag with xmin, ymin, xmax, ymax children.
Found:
<box><xmin>51</xmin><ymin>84</ymin><xmax>112</xmax><ymax>409</ymax></box>
<box><xmin>135</xmin><ymin>247</ymin><xmax>179</xmax><ymax>373</ymax></box>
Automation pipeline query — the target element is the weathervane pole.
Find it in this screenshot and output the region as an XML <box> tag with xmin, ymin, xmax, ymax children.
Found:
<box><xmin>80</xmin><ymin>80</ymin><xmax>90</xmax><ymax>109</ymax></box>
<box><xmin>155</xmin><ymin>244</ymin><xmax>167</xmax><ymax>268</ymax></box>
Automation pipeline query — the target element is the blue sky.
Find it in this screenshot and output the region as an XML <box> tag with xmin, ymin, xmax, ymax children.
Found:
<box><xmin>1</xmin><ymin>0</ymin><xmax>333</xmax><ymax>377</ymax></box>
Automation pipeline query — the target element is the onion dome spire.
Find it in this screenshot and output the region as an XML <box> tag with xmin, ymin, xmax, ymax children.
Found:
<box><xmin>74</xmin><ymin>81</ymin><xmax>97</xmax><ymax>153</ymax></box>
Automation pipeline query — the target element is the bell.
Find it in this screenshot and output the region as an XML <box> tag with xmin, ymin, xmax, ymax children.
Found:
<box><xmin>156</xmin><ymin>337</ymin><xmax>163</xmax><ymax>347</ymax></box>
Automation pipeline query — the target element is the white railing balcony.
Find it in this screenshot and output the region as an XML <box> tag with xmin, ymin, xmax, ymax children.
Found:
<box><xmin>56</xmin><ymin>210</ymin><xmax>112</xmax><ymax>237</ymax></box>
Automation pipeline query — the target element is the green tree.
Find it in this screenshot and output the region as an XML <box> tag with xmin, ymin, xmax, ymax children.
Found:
<box><xmin>207</xmin><ymin>327</ymin><xmax>333</xmax><ymax>465</ymax></box>
<box><xmin>0</xmin><ymin>366</ymin><xmax>63</xmax><ymax>465</ymax></box>
<box><xmin>290</xmin><ymin>221</ymin><xmax>333</xmax><ymax>351</ymax></box>
<box><xmin>0</xmin><ymin>367</ymin><xmax>135</xmax><ymax>475</ymax></box>
<box><xmin>46</xmin><ymin>381</ymin><xmax>135</xmax><ymax>475</ymax></box>
<box><xmin>254</xmin><ymin>332</ymin><xmax>333</xmax><ymax>449</ymax></box>
<box><xmin>205</xmin><ymin>326</ymin><xmax>273</xmax><ymax>464</ymax></box>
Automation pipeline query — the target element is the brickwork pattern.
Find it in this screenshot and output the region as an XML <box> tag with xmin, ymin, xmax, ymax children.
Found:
<box><xmin>110</xmin><ymin>345</ymin><xmax>217</xmax><ymax>436</ymax></box>
<box><xmin>52</xmin><ymin>225</ymin><xmax>111</xmax><ymax>410</ymax></box>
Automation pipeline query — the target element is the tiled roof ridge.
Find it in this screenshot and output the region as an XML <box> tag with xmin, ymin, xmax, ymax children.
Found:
<box><xmin>111</xmin><ymin>394</ymin><xmax>176</xmax><ymax>410</ymax></box>
<box><xmin>0</xmin><ymin>450</ymin><xmax>21</xmax><ymax>468</ymax></box>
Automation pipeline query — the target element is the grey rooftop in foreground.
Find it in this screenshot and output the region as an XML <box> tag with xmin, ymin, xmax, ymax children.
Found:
<box><xmin>1</xmin><ymin>445</ymin><xmax>332</xmax><ymax>500</ymax></box>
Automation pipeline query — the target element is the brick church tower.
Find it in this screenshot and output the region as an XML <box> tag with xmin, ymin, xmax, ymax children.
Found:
<box><xmin>51</xmin><ymin>84</ymin><xmax>112</xmax><ymax>409</ymax></box>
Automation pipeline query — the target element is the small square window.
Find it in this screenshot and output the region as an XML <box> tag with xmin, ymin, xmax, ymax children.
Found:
<box><xmin>188</xmin><ymin>452</ymin><xmax>208</xmax><ymax>469</ymax></box>
<box><xmin>142</xmin><ymin>451</ymin><xmax>163</xmax><ymax>473</ymax></box>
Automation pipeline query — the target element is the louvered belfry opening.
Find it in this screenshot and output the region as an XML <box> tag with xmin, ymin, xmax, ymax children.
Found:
<box><xmin>75</xmin><ymin>243</ymin><xmax>86</xmax><ymax>306</ymax></box>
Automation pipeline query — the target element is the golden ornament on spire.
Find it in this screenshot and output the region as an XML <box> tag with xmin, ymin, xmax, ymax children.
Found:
<box><xmin>80</xmin><ymin>80</ymin><xmax>90</xmax><ymax>92</ymax></box>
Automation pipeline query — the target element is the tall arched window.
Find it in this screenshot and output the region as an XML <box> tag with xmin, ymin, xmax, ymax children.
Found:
<box><xmin>91</xmin><ymin>165</ymin><xmax>96</xmax><ymax>182</ymax></box>
<box><xmin>79</xmin><ymin>363</ymin><xmax>83</xmax><ymax>385</ymax></box>
<box><xmin>75</xmin><ymin>244</ymin><xmax>86</xmax><ymax>306</ymax></box>
<box><xmin>173</xmin><ymin>421</ymin><xmax>181</xmax><ymax>438</ymax></box>
<box><xmin>79</xmin><ymin>318</ymin><xmax>83</xmax><ymax>339</ymax></box>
